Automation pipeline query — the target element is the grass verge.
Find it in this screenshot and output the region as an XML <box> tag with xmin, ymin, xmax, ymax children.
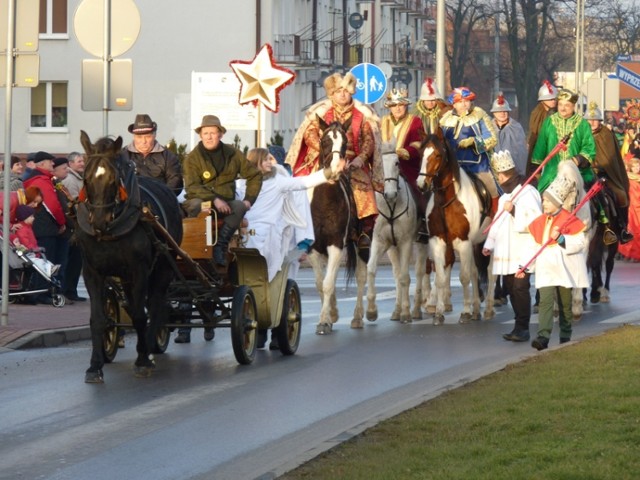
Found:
<box><xmin>280</xmin><ymin>324</ymin><xmax>640</xmax><ymax>480</ymax></box>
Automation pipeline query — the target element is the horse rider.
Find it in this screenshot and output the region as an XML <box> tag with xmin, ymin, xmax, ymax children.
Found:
<box><xmin>380</xmin><ymin>87</ymin><xmax>429</xmax><ymax>243</ymax></box>
<box><xmin>490</xmin><ymin>92</ymin><xmax>527</xmax><ymax>176</ymax></box>
<box><xmin>526</xmin><ymin>80</ymin><xmax>558</xmax><ymax>178</ymax></box>
<box><xmin>584</xmin><ymin>102</ymin><xmax>634</xmax><ymax>244</ymax></box>
<box><xmin>439</xmin><ymin>86</ymin><xmax>500</xmax><ymax>215</ymax></box>
<box><xmin>121</xmin><ymin>114</ymin><xmax>183</xmax><ymax>196</ymax></box>
<box><xmin>285</xmin><ymin>72</ymin><xmax>383</xmax><ymax>254</ymax></box>
<box><xmin>531</xmin><ymin>88</ymin><xmax>596</xmax><ymax>194</ymax></box>
<box><xmin>411</xmin><ymin>77</ymin><xmax>452</xmax><ymax>136</ymax></box>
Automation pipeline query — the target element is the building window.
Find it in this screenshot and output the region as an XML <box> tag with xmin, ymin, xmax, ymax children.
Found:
<box><xmin>31</xmin><ymin>82</ymin><xmax>68</xmax><ymax>129</ymax></box>
<box><xmin>39</xmin><ymin>0</ymin><xmax>68</xmax><ymax>35</ymax></box>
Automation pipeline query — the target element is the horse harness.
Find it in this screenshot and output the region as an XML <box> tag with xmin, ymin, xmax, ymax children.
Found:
<box><xmin>377</xmin><ymin>172</ymin><xmax>411</xmax><ymax>246</ymax></box>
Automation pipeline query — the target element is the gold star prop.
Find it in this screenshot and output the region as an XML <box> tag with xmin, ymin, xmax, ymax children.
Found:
<box><xmin>229</xmin><ymin>44</ymin><xmax>296</xmax><ymax>113</ymax></box>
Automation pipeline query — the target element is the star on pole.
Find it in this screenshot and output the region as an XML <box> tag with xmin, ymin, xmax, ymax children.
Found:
<box><xmin>229</xmin><ymin>44</ymin><xmax>296</xmax><ymax>113</ymax></box>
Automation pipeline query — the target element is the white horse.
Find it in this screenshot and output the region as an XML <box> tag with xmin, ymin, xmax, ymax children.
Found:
<box><xmin>365</xmin><ymin>149</ymin><xmax>430</xmax><ymax>324</ymax></box>
<box><xmin>417</xmin><ymin>130</ymin><xmax>495</xmax><ymax>325</ymax></box>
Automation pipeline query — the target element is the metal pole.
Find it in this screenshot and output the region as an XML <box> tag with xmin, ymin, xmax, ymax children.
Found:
<box><xmin>494</xmin><ymin>11</ymin><xmax>500</xmax><ymax>98</ymax></box>
<box><xmin>102</xmin><ymin>0</ymin><xmax>111</xmax><ymax>136</ymax></box>
<box><xmin>2</xmin><ymin>0</ymin><xmax>16</xmax><ymax>324</ymax></box>
<box><xmin>574</xmin><ymin>0</ymin><xmax>580</xmax><ymax>92</ymax></box>
<box><xmin>435</xmin><ymin>0</ymin><xmax>445</xmax><ymax>95</ymax></box>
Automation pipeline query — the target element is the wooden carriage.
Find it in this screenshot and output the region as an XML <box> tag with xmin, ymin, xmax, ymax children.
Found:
<box><xmin>102</xmin><ymin>210</ymin><xmax>302</xmax><ymax>366</ymax></box>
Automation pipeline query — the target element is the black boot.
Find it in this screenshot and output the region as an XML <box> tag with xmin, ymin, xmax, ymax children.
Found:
<box><xmin>416</xmin><ymin>217</ymin><xmax>429</xmax><ymax>244</ymax></box>
<box><xmin>618</xmin><ymin>207</ymin><xmax>633</xmax><ymax>244</ymax></box>
<box><xmin>214</xmin><ymin>223</ymin><xmax>236</xmax><ymax>267</ymax></box>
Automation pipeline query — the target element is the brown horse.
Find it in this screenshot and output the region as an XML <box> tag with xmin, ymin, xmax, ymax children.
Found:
<box><xmin>306</xmin><ymin>117</ymin><xmax>366</xmax><ymax>334</ymax></box>
<box><xmin>76</xmin><ymin>131</ymin><xmax>183</xmax><ymax>383</ymax></box>
<box><xmin>417</xmin><ymin>128</ymin><xmax>495</xmax><ymax>325</ymax></box>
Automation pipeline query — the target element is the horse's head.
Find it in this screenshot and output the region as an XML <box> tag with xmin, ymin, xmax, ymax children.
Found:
<box><xmin>79</xmin><ymin>131</ymin><xmax>127</xmax><ymax>233</ymax></box>
<box><xmin>380</xmin><ymin>142</ymin><xmax>400</xmax><ymax>203</ymax></box>
<box><xmin>418</xmin><ymin>127</ymin><xmax>458</xmax><ymax>192</ymax></box>
<box><xmin>318</xmin><ymin>115</ymin><xmax>351</xmax><ymax>173</ymax></box>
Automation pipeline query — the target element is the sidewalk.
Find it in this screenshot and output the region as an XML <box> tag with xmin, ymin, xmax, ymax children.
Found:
<box><xmin>0</xmin><ymin>300</ymin><xmax>91</xmax><ymax>350</ymax></box>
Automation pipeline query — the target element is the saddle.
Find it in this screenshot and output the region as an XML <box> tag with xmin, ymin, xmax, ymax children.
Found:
<box><xmin>466</xmin><ymin>171</ymin><xmax>493</xmax><ymax>220</ymax></box>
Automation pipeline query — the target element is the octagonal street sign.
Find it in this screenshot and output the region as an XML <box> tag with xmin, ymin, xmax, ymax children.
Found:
<box><xmin>349</xmin><ymin>63</ymin><xmax>387</xmax><ymax>104</ymax></box>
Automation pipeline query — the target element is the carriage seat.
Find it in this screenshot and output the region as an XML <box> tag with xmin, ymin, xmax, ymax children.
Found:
<box><xmin>180</xmin><ymin>210</ymin><xmax>248</xmax><ymax>260</ymax></box>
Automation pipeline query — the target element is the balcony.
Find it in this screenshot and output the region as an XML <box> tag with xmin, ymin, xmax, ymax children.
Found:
<box><xmin>380</xmin><ymin>43</ymin><xmax>433</xmax><ymax>69</ymax></box>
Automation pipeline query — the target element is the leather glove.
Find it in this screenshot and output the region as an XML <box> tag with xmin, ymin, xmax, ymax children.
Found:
<box><xmin>396</xmin><ymin>148</ymin><xmax>410</xmax><ymax>161</ymax></box>
<box><xmin>457</xmin><ymin>137</ymin><xmax>475</xmax><ymax>149</ymax></box>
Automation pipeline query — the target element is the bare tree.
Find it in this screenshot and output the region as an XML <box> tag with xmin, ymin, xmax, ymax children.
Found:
<box><xmin>586</xmin><ymin>0</ymin><xmax>640</xmax><ymax>69</ymax></box>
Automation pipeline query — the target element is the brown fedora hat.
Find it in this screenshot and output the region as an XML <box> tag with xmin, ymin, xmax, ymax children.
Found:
<box><xmin>195</xmin><ymin>115</ymin><xmax>227</xmax><ymax>134</ymax></box>
<box><xmin>128</xmin><ymin>114</ymin><xmax>157</xmax><ymax>134</ymax></box>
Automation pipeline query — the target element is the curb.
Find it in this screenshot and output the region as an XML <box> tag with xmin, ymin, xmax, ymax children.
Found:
<box><xmin>7</xmin><ymin>326</ymin><xmax>92</xmax><ymax>350</ymax></box>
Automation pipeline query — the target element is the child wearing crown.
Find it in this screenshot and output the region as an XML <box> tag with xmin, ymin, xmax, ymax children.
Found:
<box><xmin>517</xmin><ymin>174</ymin><xmax>589</xmax><ymax>350</ymax></box>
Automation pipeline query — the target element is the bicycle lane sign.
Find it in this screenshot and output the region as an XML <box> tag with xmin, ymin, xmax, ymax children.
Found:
<box><xmin>349</xmin><ymin>63</ymin><xmax>388</xmax><ymax>104</ymax></box>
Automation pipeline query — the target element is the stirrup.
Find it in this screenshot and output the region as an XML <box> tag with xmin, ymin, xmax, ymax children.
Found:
<box><xmin>603</xmin><ymin>227</ymin><xmax>618</xmax><ymax>246</ymax></box>
<box><xmin>620</xmin><ymin>229</ymin><xmax>634</xmax><ymax>245</ymax></box>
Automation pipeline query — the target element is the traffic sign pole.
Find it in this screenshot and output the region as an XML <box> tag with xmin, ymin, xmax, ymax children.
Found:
<box><xmin>102</xmin><ymin>0</ymin><xmax>110</xmax><ymax>136</ymax></box>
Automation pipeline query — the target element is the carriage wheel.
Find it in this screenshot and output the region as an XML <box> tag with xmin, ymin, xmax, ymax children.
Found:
<box><xmin>230</xmin><ymin>286</ymin><xmax>258</xmax><ymax>365</ymax></box>
<box><xmin>274</xmin><ymin>279</ymin><xmax>302</xmax><ymax>356</ymax></box>
<box><xmin>52</xmin><ymin>294</ymin><xmax>65</xmax><ymax>308</ymax></box>
<box><xmin>102</xmin><ymin>289</ymin><xmax>120</xmax><ymax>363</ymax></box>
<box><xmin>151</xmin><ymin>326</ymin><xmax>170</xmax><ymax>354</ymax></box>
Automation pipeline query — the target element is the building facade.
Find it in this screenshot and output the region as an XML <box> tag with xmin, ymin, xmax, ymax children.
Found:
<box><xmin>1</xmin><ymin>0</ymin><xmax>433</xmax><ymax>156</ymax></box>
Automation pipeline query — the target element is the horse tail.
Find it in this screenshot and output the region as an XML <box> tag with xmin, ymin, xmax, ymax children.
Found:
<box><xmin>344</xmin><ymin>239</ymin><xmax>357</xmax><ymax>287</ymax></box>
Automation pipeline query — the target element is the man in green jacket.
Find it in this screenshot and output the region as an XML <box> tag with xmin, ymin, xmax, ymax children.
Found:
<box><xmin>183</xmin><ymin>115</ymin><xmax>262</xmax><ymax>266</ymax></box>
<box><xmin>531</xmin><ymin>89</ymin><xmax>596</xmax><ymax>193</ymax></box>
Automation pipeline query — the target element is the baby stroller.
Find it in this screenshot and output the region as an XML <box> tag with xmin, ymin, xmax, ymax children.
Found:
<box><xmin>0</xmin><ymin>235</ymin><xmax>65</xmax><ymax>307</ymax></box>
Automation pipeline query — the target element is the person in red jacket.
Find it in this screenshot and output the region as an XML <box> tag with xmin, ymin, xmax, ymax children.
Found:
<box><xmin>22</xmin><ymin>151</ymin><xmax>68</xmax><ymax>304</ymax></box>
<box><xmin>10</xmin><ymin>205</ymin><xmax>60</xmax><ymax>278</ymax></box>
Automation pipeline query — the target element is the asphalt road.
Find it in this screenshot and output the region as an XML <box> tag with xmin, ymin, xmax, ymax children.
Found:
<box><xmin>1</xmin><ymin>261</ymin><xmax>638</xmax><ymax>480</ymax></box>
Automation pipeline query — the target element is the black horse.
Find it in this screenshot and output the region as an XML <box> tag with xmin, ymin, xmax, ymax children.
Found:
<box><xmin>588</xmin><ymin>189</ymin><xmax>620</xmax><ymax>304</ymax></box>
<box><xmin>77</xmin><ymin>131</ymin><xmax>183</xmax><ymax>383</ymax></box>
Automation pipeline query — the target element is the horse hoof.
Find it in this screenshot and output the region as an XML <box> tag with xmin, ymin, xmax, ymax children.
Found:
<box><xmin>366</xmin><ymin>310</ymin><xmax>378</xmax><ymax>322</ymax></box>
<box><xmin>459</xmin><ymin>313</ymin><xmax>472</xmax><ymax>324</ymax></box>
<box><xmin>84</xmin><ymin>370</ymin><xmax>104</xmax><ymax>384</ymax></box>
<box><xmin>433</xmin><ymin>314</ymin><xmax>445</xmax><ymax>326</ymax></box>
<box><xmin>411</xmin><ymin>310</ymin><xmax>423</xmax><ymax>320</ymax></box>
<box><xmin>483</xmin><ymin>310</ymin><xmax>495</xmax><ymax>320</ymax></box>
<box><xmin>133</xmin><ymin>365</ymin><xmax>153</xmax><ymax>378</ymax></box>
<box><xmin>350</xmin><ymin>319</ymin><xmax>364</xmax><ymax>329</ymax></box>
<box><xmin>316</xmin><ymin>323</ymin><xmax>332</xmax><ymax>335</ymax></box>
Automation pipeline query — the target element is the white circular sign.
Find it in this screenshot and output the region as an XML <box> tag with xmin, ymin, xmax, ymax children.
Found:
<box><xmin>74</xmin><ymin>0</ymin><xmax>141</xmax><ymax>57</ymax></box>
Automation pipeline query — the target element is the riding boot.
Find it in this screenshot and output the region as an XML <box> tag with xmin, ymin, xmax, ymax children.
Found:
<box><xmin>618</xmin><ymin>206</ymin><xmax>634</xmax><ymax>244</ymax></box>
<box><xmin>416</xmin><ymin>216</ymin><xmax>429</xmax><ymax>244</ymax></box>
<box><xmin>213</xmin><ymin>223</ymin><xmax>236</xmax><ymax>267</ymax></box>
<box><xmin>357</xmin><ymin>215</ymin><xmax>376</xmax><ymax>251</ymax></box>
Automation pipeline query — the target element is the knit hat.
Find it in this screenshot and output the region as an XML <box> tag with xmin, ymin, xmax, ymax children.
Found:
<box><xmin>543</xmin><ymin>175</ymin><xmax>573</xmax><ymax>208</ymax></box>
<box><xmin>128</xmin><ymin>114</ymin><xmax>157</xmax><ymax>134</ymax></box>
<box><xmin>384</xmin><ymin>88</ymin><xmax>411</xmax><ymax>108</ymax></box>
<box><xmin>419</xmin><ymin>78</ymin><xmax>442</xmax><ymax>101</ymax></box>
<box><xmin>491</xmin><ymin>150</ymin><xmax>516</xmax><ymax>173</ymax></box>
<box><xmin>15</xmin><ymin>205</ymin><xmax>35</xmax><ymax>222</ymax></box>
<box><xmin>584</xmin><ymin>101</ymin><xmax>603</xmax><ymax>121</ymax></box>
<box><xmin>490</xmin><ymin>92</ymin><xmax>511</xmax><ymax>112</ymax></box>
<box><xmin>323</xmin><ymin>73</ymin><xmax>356</xmax><ymax>97</ymax></box>
<box><xmin>537</xmin><ymin>80</ymin><xmax>558</xmax><ymax>101</ymax></box>
<box><xmin>447</xmin><ymin>87</ymin><xmax>476</xmax><ymax>104</ymax></box>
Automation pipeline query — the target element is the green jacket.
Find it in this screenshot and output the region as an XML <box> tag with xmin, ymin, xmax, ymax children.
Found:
<box><xmin>183</xmin><ymin>142</ymin><xmax>262</xmax><ymax>204</ymax></box>
<box><xmin>532</xmin><ymin>113</ymin><xmax>596</xmax><ymax>192</ymax></box>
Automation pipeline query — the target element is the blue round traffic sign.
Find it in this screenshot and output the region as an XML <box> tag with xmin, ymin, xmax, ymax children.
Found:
<box><xmin>349</xmin><ymin>63</ymin><xmax>388</xmax><ymax>104</ymax></box>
